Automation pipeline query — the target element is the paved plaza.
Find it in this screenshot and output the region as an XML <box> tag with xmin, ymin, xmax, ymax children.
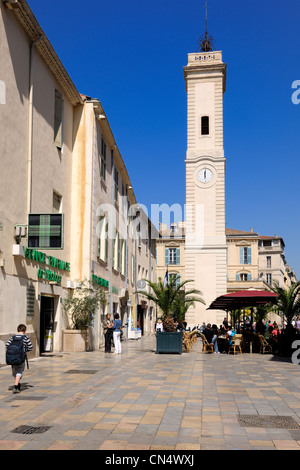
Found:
<box><xmin>1</xmin><ymin>335</ymin><xmax>300</xmax><ymax>451</ymax></box>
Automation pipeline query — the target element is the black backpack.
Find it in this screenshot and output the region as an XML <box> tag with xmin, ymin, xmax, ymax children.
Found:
<box><xmin>6</xmin><ymin>336</ymin><xmax>27</xmax><ymax>366</ymax></box>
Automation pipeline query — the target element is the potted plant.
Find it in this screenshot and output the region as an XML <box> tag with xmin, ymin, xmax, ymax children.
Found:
<box><xmin>62</xmin><ymin>278</ymin><xmax>108</xmax><ymax>352</ymax></box>
<box><xmin>136</xmin><ymin>275</ymin><xmax>205</xmax><ymax>354</ymax></box>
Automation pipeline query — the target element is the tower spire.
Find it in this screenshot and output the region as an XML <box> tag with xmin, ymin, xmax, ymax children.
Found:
<box><xmin>197</xmin><ymin>0</ymin><xmax>215</xmax><ymax>52</ymax></box>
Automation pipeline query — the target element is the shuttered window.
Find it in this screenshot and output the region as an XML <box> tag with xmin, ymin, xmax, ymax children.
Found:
<box><xmin>165</xmin><ymin>248</ymin><xmax>180</xmax><ymax>265</ymax></box>
<box><xmin>97</xmin><ymin>214</ymin><xmax>108</xmax><ymax>263</ymax></box>
<box><xmin>100</xmin><ymin>137</ymin><xmax>107</xmax><ymax>181</ymax></box>
<box><xmin>114</xmin><ymin>168</ymin><xmax>118</xmax><ymax>202</ymax></box>
<box><xmin>54</xmin><ymin>90</ymin><xmax>63</xmax><ymax>149</ymax></box>
<box><xmin>239</xmin><ymin>247</ymin><xmax>252</xmax><ymax>265</ymax></box>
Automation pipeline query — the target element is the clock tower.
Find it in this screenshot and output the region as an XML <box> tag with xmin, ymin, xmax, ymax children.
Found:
<box><xmin>183</xmin><ymin>41</ymin><xmax>227</xmax><ymax>326</ymax></box>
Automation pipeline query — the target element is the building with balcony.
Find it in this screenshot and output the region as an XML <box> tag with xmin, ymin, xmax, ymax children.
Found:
<box><xmin>258</xmin><ymin>235</ymin><xmax>297</xmax><ymax>288</ymax></box>
<box><xmin>226</xmin><ymin>229</ymin><xmax>297</xmax><ymax>292</ymax></box>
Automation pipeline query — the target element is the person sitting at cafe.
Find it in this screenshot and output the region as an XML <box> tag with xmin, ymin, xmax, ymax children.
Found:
<box><xmin>203</xmin><ymin>323</ymin><xmax>219</xmax><ymax>354</ymax></box>
<box><xmin>225</xmin><ymin>326</ymin><xmax>236</xmax><ymax>353</ymax></box>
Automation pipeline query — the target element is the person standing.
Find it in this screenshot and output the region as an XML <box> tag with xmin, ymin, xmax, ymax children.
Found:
<box><xmin>103</xmin><ymin>313</ymin><xmax>113</xmax><ymax>353</ymax></box>
<box><xmin>113</xmin><ymin>313</ymin><xmax>122</xmax><ymax>354</ymax></box>
<box><xmin>156</xmin><ymin>319</ymin><xmax>163</xmax><ymax>332</ymax></box>
<box><xmin>6</xmin><ymin>324</ymin><xmax>33</xmax><ymax>394</ymax></box>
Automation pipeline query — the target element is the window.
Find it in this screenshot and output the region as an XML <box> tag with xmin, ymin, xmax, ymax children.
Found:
<box><xmin>113</xmin><ymin>232</ymin><xmax>119</xmax><ymax>270</ymax></box>
<box><xmin>54</xmin><ymin>90</ymin><xmax>63</xmax><ymax>148</ymax></box>
<box><xmin>120</xmin><ymin>239</ymin><xmax>126</xmax><ymax>275</ymax></box>
<box><xmin>114</xmin><ymin>168</ymin><xmax>118</xmax><ymax>202</ymax></box>
<box><xmin>28</xmin><ymin>214</ymin><xmax>63</xmax><ymax>249</ymax></box>
<box><xmin>131</xmin><ymin>254</ymin><xmax>135</xmax><ymax>284</ymax></box>
<box><xmin>266</xmin><ymin>273</ymin><xmax>272</xmax><ymax>285</ymax></box>
<box><xmin>100</xmin><ymin>138</ymin><xmax>107</xmax><ymax>181</ymax></box>
<box><xmin>236</xmin><ymin>273</ymin><xmax>252</xmax><ymax>281</ymax></box>
<box><xmin>267</xmin><ymin>256</ymin><xmax>272</xmax><ymax>268</ymax></box>
<box><xmin>137</xmin><ymin>223</ymin><xmax>142</xmax><ymax>250</ymax></box>
<box><xmin>201</xmin><ymin>116</ymin><xmax>209</xmax><ymax>135</ymax></box>
<box><xmin>165</xmin><ymin>247</ymin><xmax>180</xmax><ymax>265</ymax></box>
<box><xmin>239</xmin><ymin>247</ymin><xmax>252</xmax><ymax>265</ymax></box>
<box><xmin>97</xmin><ymin>214</ymin><xmax>108</xmax><ymax>263</ymax></box>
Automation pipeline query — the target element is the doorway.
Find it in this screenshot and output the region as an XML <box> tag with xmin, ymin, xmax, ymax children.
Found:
<box><xmin>137</xmin><ymin>305</ymin><xmax>144</xmax><ymax>335</ymax></box>
<box><xmin>40</xmin><ymin>296</ymin><xmax>55</xmax><ymax>353</ymax></box>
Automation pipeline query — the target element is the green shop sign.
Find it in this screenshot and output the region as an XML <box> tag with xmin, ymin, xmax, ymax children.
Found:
<box><xmin>24</xmin><ymin>247</ymin><xmax>70</xmax><ymax>285</ymax></box>
<box><xmin>92</xmin><ymin>274</ymin><xmax>109</xmax><ymax>289</ymax></box>
<box><xmin>37</xmin><ymin>267</ymin><xmax>62</xmax><ymax>285</ymax></box>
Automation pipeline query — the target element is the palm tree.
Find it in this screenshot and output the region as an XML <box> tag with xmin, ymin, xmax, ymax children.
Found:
<box><xmin>270</xmin><ymin>281</ymin><xmax>300</xmax><ymax>329</ymax></box>
<box><xmin>254</xmin><ymin>304</ymin><xmax>273</xmax><ymax>323</ymax></box>
<box><xmin>135</xmin><ymin>275</ymin><xmax>205</xmax><ymax>331</ymax></box>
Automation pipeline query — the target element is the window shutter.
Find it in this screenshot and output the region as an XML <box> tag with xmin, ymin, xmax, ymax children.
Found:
<box><xmin>239</xmin><ymin>248</ymin><xmax>243</xmax><ymax>264</ymax></box>
<box><xmin>248</xmin><ymin>273</ymin><xmax>252</xmax><ymax>281</ymax></box>
<box><xmin>165</xmin><ymin>248</ymin><xmax>169</xmax><ymax>265</ymax></box>
<box><xmin>247</xmin><ymin>248</ymin><xmax>252</xmax><ymax>265</ymax></box>
<box><xmin>105</xmin><ymin>218</ymin><xmax>109</xmax><ymax>262</ymax></box>
<box><xmin>236</xmin><ymin>273</ymin><xmax>240</xmax><ymax>281</ymax></box>
<box><xmin>97</xmin><ymin>216</ymin><xmax>101</xmax><ymax>258</ymax></box>
<box><xmin>54</xmin><ymin>90</ymin><xmax>63</xmax><ymax>148</ymax></box>
<box><xmin>176</xmin><ymin>248</ymin><xmax>180</xmax><ymax>265</ymax></box>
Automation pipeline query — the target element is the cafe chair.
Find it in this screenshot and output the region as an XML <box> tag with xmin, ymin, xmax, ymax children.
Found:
<box><xmin>200</xmin><ymin>333</ymin><xmax>214</xmax><ymax>354</ymax></box>
<box><xmin>228</xmin><ymin>334</ymin><xmax>243</xmax><ymax>354</ymax></box>
<box><xmin>258</xmin><ymin>334</ymin><xmax>272</xmax><ymax>354</ymax></box>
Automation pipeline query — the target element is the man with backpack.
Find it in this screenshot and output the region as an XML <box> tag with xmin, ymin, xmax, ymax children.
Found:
<box><xmin>6</xmin><ymin>324</ymin><xmax>33</xmax><ymax>394</ymax></box>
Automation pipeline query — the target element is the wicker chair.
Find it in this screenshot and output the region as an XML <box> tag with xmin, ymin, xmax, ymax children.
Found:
<box><xmin>182</xmin><ymin>330</ymin><xmax>198</xmax><ymax>352</ymax></box>
<box><xmin>182</xmin><ymin>332</ymin><xmax>191</xmax><ymax>353</ymax></box>
<box><xmin>200</xmin><ymin>333</ymin><xmax>214</xmax><ymax>353</ymax></box>
<box><xmin>228</xmin><ymin>334</ymin><xmax>243</xmax><ymax>354</ymax></box>
<box><xmin>258</xmin><ymin>334</ymin><xmax>272</xmax><ymax>354</ymax></box>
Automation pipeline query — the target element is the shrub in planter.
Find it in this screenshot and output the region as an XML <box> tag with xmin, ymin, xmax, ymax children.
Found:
<box><xmin>63</xmin><ymin>279</ymin><xmax>108</xmax><ymax>348</ymax></box>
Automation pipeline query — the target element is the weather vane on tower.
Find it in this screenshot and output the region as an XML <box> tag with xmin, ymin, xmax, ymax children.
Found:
<box><xmin>196</xmin><ymin>0</ymin><xmax>215</xmax><ymax>52</ymax></box>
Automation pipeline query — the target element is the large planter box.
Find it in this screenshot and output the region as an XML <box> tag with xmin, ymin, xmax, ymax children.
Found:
<box><xmin>62</xmin><ymin>330</ymin><xmax>87</xmax><ymax>352</ymax></box>
<box><xmin>156</xmin><ymin>331</ymin><xmax>183</xmax><ymax>354</ymax></box>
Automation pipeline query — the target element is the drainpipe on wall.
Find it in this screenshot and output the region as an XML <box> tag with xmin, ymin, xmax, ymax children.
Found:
<box><xmin>27</xmin><ymin>35</ymin><xmax>43</xmax><ymax>215</ymax></box>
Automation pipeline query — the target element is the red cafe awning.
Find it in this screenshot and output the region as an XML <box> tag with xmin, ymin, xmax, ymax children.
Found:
<box><xmin>207</xmin><ymin>289</ymin><xmax>278</xmax><ymax>311</ymax></box>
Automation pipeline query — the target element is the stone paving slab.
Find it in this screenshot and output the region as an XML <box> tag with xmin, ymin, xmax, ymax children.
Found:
<box><xmin>0</xmin><ymin>335</ymin><xmax>300</xmax><ymax>451</ymax></box>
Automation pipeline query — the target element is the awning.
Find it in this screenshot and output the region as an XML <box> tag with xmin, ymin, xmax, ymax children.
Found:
<box><xmin>207</xmin><ymin>289</ymin><xmax>278</xmax><ymax>311</ymax></box>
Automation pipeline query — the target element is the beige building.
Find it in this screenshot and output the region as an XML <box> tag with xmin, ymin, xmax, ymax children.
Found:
<box><xmin>156</xmin><ymin>222</ymin><xmax>185</xmax><ymax>289</ymax></box>
<box><xmin>71</xmin><ymin>96</ymin><xmax>157</xmax><ymax>345</ymax></box>
<box><xmin>226</xmin><ymin>228</ymin><xmax>266</xmax><ymax>292</ymax></box>
<box><xmin>258</xmin><ymin>235</ymin><xmax>297</xmax><ymax>288</ymax></box>
<box><xmin>226</xmin><ymin>229</ymin><xmax>297</xmax><ymax>292</ymax></box>
<box><xmin>0</xmin><ymin>0</ymin><xmax>81</xmax><ymax>360</ymax></box>
<box><xmin>183</xmin><ymin>50</ymin><xmax>227</xmax><ymax>326</ymax></box>
<box><xmin>0</xmin><ymin>0</ymin><xmax>156</xmax><ymax>363</ymax></box>
<box><xmin>157</xmin><ymin>225</ymin><xmax>297</xmax><ymax>324</ymax></box>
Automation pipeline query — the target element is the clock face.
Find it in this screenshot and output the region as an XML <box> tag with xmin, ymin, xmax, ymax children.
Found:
<box><xmin>198</xmin><ymin>168</ymin><xmax>213</xmax><ymax>183</ymax></box>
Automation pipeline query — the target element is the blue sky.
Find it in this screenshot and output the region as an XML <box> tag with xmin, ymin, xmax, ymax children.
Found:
<box><xmin>28</xmin><ymin>0</ymin><xmax>300</xmax><ymax>277</ymax></box>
